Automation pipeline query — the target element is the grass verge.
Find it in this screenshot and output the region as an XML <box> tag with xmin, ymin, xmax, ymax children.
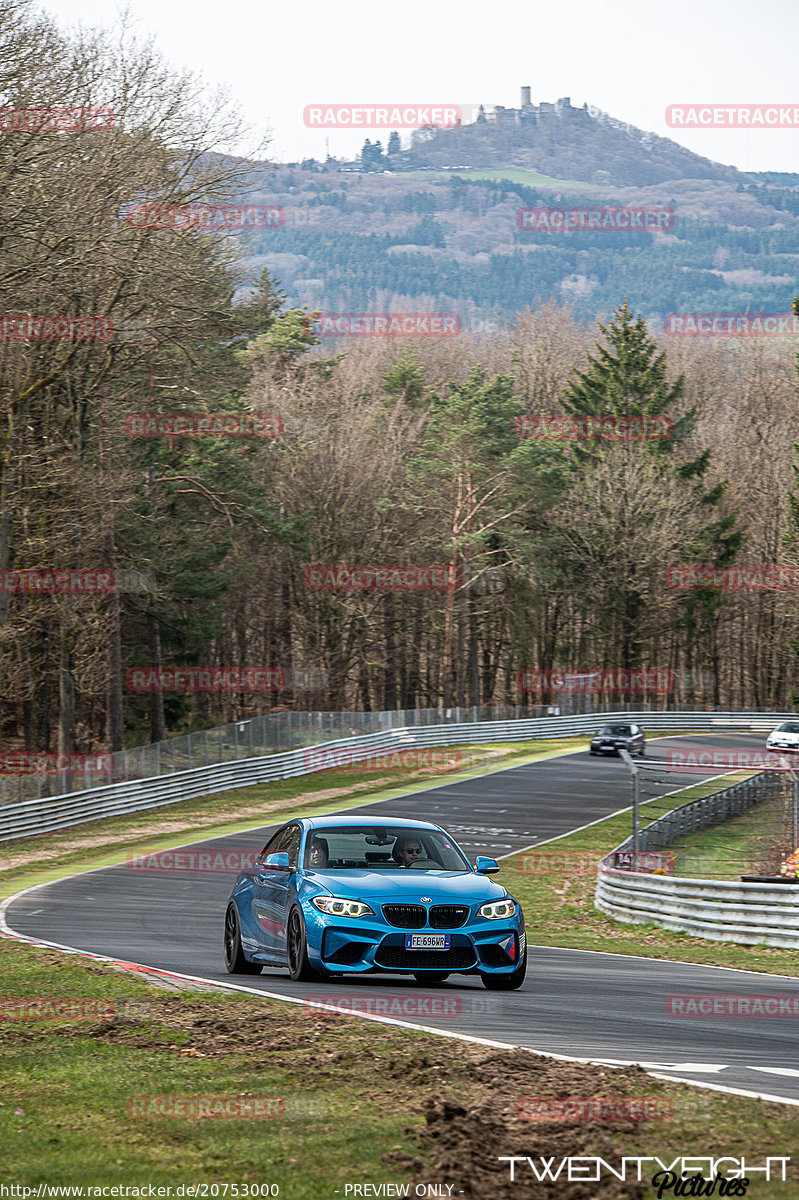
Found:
<box><xmin>0</xmin><ymin>937</ymin><xmax>796</xmax><ymax>1198</ymax></box>
<box><xmin>506</xmin><ymin>772</ymin><xmax>799</xmax><ymax>976</ymax></box>
<box><xmin>668</xmin><ymin>788</ymin><xmax>791</xmax><ymax>880</ymax></box>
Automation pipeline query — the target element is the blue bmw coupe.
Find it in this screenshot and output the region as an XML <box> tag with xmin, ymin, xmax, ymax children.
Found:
<box><xmin>224</xmin><ymin>815</ymin><xmax>526</xmax><ymax>989</ymax></box>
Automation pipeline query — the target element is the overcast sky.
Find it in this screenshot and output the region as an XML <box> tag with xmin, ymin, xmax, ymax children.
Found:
<box><xmin>46</xmin><ymin>0</ymin><xmax>799</xmax><ymax>173</ymax></box>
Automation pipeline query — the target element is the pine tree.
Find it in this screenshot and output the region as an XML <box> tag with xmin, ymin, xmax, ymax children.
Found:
<box><xmin>561</xmin><ymin>299</ymin><xmax>687</xmax><ymax>460</ymax></box>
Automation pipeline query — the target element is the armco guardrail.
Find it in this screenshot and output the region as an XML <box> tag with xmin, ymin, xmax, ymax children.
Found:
<box><xmin>4</xmin><ymin>703</ymin><xmax>793</xmax><ymax>807</ymax></box>
<box><xmin>594</xmin><ymin>772</ymin><xmax>799</xmax><ymax>947</ymax></box>
<box><xmin>0</xmin><ymin>709</ymin><xmax>793</xmax><ymax>843</ymax></box>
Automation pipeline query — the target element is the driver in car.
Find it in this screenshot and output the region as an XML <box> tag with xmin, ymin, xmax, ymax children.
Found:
<box><xmin>392</xmin><ymin>836</ymin><xmax>423</xmax><ymax>867</ymax></box>
<box><xmin>308</xmin><ymin>837</ymin><xmax>329</xmax><ymax>868</ymax></box>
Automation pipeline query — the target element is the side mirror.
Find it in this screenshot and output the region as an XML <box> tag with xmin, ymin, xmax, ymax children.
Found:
<box><xmin>475</xmin><ymin>856</ymin><xmax>500</xmax><ymax>874</ymax></box>
<box><xmin>262</xmin><ymin>852</ymin><xmax>291</xmax><ymax>872</ymax></box>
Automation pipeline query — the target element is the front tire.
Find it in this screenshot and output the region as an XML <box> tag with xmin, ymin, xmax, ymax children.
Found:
<box><xmin>480</xmin><ymin>950</ymin><xmax>527</xmax><ymax>991</ymax></box>
<box><xmin>287</xmin><ymin>907</ymin><xmax>325</xmax><ymax>981</ymax></box>
<box><xmin>224</xmin><ymin>905</ymin><xmax>262</xmax><ymax>975</ymax></box>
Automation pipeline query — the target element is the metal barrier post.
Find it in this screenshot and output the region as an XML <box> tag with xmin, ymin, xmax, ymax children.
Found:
<box><xmin>618</xmin><ymin>749</ymin><xmax>640</xmax><ymax>870</ymax></box>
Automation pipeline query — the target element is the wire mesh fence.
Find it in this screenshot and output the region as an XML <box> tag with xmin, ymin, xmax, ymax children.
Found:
<box><xmin>611</xmin><ymin>768</ymin><xmax>791</xmax><ymax>880</ymax></box>
<box><xmin>0</xmin><ymin>699</ymin><xmax>793</xmax><ymax>809</ymax></box>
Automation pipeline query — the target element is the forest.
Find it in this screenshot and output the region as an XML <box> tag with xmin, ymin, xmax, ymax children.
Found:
<box><xmin>3</xmin><ymin>0</ymin><xmax>799</xmax><ymax>763</ymax></box>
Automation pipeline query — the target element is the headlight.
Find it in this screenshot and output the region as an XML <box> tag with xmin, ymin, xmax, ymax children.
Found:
<box><xmin>479</xmin><ymin>899</ymin><xmax>517</xmax><ymax>920</ymax></box>
<box><xmin>311</xmin><ymin>896</ymin><xmax>374</xmax><ymax>918</ymax></box>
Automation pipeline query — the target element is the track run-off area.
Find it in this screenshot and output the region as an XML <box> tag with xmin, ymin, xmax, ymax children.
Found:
<box><xmin>5</xmin><ymin>732</ymin><xmax>799</xmax><ymax>1105</ymax></box>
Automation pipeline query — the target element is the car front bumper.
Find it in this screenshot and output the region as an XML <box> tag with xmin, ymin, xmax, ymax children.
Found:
<box><xmin>306</xmin><ymin>911</ymin><xmax>525</xmax><ymax>975</ymax></box>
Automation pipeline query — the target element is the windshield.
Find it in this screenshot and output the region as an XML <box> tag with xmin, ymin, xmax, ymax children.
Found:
<box><xmin>303</xmin><ymin>826</ymin><xmax>472</xmax><ymax>871</ymax></box>
<box><xmin>776</xmin><ymin>723</ymin><xmax>799</xmax><ymax>734</ymax></box>
<box><xmin>600</xmin><ymin>725</ymin><xmax>633</xmax><ymax>736</ymax></box>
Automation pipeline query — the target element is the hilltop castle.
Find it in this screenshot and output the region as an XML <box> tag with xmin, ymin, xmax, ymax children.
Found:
<box><xmin>473</xmin><ymin>87</ymin><xmax>587</xmax><ymax>126</ymax></box>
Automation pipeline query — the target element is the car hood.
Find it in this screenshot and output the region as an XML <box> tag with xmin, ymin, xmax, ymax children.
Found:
<box><xmin>303</xmin><ymin>869</ymin><xmax>508</xmax><ymax>902</ymax></box>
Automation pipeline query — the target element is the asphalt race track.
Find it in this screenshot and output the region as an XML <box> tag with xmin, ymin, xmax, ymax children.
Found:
<box><xmin>7</xmin><ymin>732</ymin><xmax>799</xmax><ymax>1104</ymax></box>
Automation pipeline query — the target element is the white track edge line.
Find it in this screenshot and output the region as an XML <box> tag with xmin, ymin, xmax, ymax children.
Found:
<box><xmin>2</xmin><ymin>899</ymin><xmax>797</xmax><ymax>1109</ymax></box>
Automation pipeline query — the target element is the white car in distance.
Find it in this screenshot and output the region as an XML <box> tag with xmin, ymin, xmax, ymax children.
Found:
<box><xmin>766</xmin><ymin>721</ymin><xmax>799</xmax><ymax>753</ymax></box>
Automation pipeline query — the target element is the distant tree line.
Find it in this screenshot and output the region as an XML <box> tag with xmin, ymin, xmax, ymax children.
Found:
<box><xmin>4</xmin><ymin>0</ymin><xmax>799</xmax><ymax>762</ymax></box>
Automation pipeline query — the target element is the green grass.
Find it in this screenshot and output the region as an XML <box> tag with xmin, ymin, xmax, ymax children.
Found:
<box><xmin>399</xmin><ymin>167</ymin><xmax>598</xmax><ymax>190</ymax></box>
<box><xmin>506</xmin><ymin>771</ymin><xmax>799</xmax><ymax>975</ymax></box>
<box><xmin>0</xmin><ymin>938</ymin><xmax>797</xmax><ymax>1196</ymax></box>
<box><xmin>669</xmin><ymin>789</ymin><xmax>791</xmax><ymax>881</ymax></box>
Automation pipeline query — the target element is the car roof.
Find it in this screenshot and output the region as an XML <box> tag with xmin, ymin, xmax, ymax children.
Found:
<box><xmin>301</xmin><ymin>815</ymin><xmax>442</xmax><ymax>832</ymax></box>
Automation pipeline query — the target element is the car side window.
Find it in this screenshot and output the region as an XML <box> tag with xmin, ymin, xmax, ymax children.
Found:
<box><xmin>275</xmin><ymin>823</ymin><xmax>301</xmax><ymax>870</ymax></box>
<box><xmin>259</xmin><ymin>827</ymin><xmax>286</xmax><ymax>862</ymax></box>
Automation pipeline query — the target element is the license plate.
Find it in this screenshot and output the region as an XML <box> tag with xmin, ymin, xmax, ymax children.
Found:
<box><xmin>405</xmin><ymin>934</ymin><xmax>450</xmax><ymax>950</ymax></box>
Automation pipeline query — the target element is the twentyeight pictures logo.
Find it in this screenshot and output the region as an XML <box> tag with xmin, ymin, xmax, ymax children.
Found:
<box><xmin>303</xmin><ymin>104</ymin><xmax>461</xmax><ymax>128</ymax></box>
<box><xmin>303</xmin><ymin>314</ymin><xmax>460</xmax><ymax>338</ymax></box>
<box><xmin>517</xmin><ymin>207</ymin><xmax>675</xmax><ymax>232</ymax></box>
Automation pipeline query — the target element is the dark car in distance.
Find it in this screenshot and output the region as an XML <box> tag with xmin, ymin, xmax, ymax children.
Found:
<box><xmin>590</xmin><ymin>723</ymin><xmax>646</xmax><ymax>757</ymax></box>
